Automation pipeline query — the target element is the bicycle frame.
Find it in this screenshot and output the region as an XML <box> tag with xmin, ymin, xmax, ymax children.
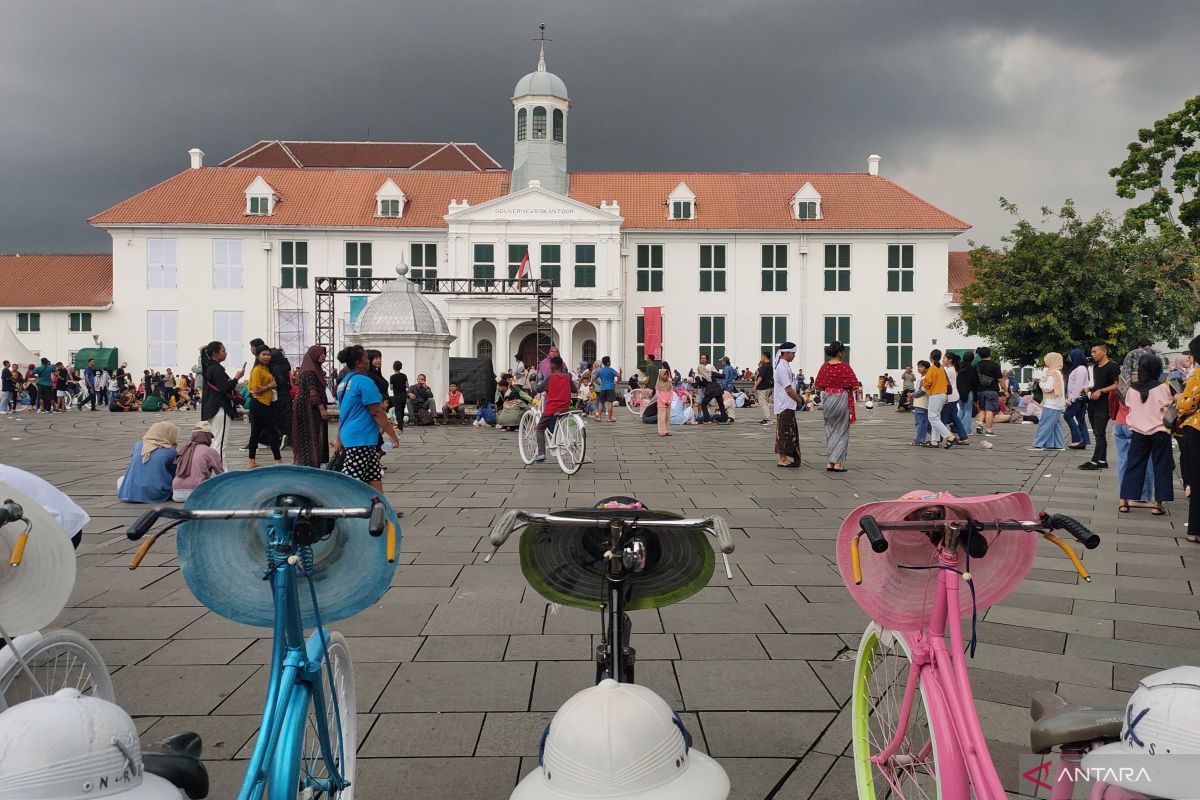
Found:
<box><xmin>237</xmin><ymin>512</ymin><xmax>346</xmax><ymax>800</ymax></box>
<box><xmin>873</xmin><ymin>544</ymin><xmax>1005</xmax><ymax>800</ymax></box>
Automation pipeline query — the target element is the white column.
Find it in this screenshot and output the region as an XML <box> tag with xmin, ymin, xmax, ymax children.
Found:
<box><xmin>559</xmin><ymin>317</ymin><xmax>574</xmax><ymax>370</ymax></box>
<box><xmin>496</xmin><ymin>317</ymin><xmax>511</xmax><ymax>372</ymax></box>
<box><xmin>456</xmin><ymin>318</ymin><xmax>469</xmax><ymax>357</ymax></box>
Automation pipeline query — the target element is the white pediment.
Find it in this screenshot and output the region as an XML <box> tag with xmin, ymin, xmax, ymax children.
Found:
<box><xmin>792</xmin><ymin>181</ymin><xmax>820</xmax><ymax>202</ymax></box>
<box><xmin>445</xmin><ymin>184</ymin><xmax>623</xmax><ymax>224</ymax></box>
<box><xmin>245</xmin><ymin>175</ymin><xmax>276</xmax><ymax>197</ymax></box>
<box><xmin>667</xmin><ymin>181</ymin><xmax>696</xmax><ymax>202</ymax></box>
<box><xmin>376</xmin><ymin>179</ymin><xmax>405</xmax><ymax>199</ymax></box>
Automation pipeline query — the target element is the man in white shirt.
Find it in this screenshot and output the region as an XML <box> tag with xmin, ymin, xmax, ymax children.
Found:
<box><xmin>774</xmin><ymin>343</ymin><xmax>802</xmax><ymax>468</ymax></box>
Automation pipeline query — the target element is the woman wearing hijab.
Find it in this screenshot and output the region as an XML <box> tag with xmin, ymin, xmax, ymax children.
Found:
<box><xmin>1120</xmin><ymin>353</ymin><xmax>1176</xmax><ymax>514</ymax></box>
<box><xmin>773</xmin><ymin>342</ymin><xmax>801</xmax><ymax>467</ymax></box>
<box><xmin>118</xmin><ymin>421</ymin><xmax>180</xmax><ymax>503</ymax></box>
<box><xmin>1064</xmin><ymin>347</ymin><xmax>1091</xmax><ymax>449</ymax></box>
<box><xmin>815</xmin><ymin>341</ymin><xmax>861</xmax><ymax>471</ymax></box>
<box><xmin>1029</xmin><ymin>352</ymin><xmax>1067</xmax><ymax>451</ymax></box>
<box><xmin>171</xmin><ymin>421</ymin><xmax>224</xmax><ymax>502</ymax></box>
<box><xmin>538</xmin><ymin>345</ymin><xmax>562</xmax><ymax>379</ymax></box>
<box><xmin>292</xmin><ymin>345</ymin><xmax>332</xmax><ymax>467</ymax></box>
<box><xmin>1174</xmin><ymin>338</ymin><xmax>1200</xmax><ymax>541</ymax></box>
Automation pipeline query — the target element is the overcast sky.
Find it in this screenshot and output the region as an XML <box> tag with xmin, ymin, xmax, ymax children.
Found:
<box><xmin>3</xmin><ymin>0</ymin><xmax>1198</xmax><ymax>252</ymax></box>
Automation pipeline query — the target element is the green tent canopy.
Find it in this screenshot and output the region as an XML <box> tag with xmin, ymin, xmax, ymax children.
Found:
<box><xmin>72</xmin><ymin>348</ymin><xmax>119</xmax><ymax>370</ymax></box>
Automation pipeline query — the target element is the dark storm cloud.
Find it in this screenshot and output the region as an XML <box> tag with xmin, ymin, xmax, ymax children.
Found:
<box><xmin>2</xmin><ymin>0</ymin><xmax>1198</xmax><ymax>251</ymax></box>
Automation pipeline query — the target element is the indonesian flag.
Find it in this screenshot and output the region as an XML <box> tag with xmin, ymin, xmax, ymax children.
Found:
<box><xmin>516</xmin><ymin>248</ymin><xmax>530</xmax><ymax>280</ymax></box>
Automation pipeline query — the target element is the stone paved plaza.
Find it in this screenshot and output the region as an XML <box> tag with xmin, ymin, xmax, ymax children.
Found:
<box><xmin>3</xmin><ymin>405</ymin><xmax>1199</xmax><ymax>799</ymax></box>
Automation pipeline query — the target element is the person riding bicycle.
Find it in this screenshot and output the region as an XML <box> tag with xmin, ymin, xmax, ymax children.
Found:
<box><xmin>533</xmin><ymin>356</ymin><xmax>577</xmax><ymax>463</ymax></box>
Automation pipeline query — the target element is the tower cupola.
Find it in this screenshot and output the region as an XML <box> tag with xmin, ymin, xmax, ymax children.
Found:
<box><xmin>511</xmin><ymin>24</ymin><xmax>570</xmax><ymax>195</ymax></box>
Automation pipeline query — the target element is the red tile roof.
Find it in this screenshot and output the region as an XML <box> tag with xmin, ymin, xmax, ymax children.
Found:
<box><xmin>947</xmin><ymin>251</ymin><xmax>974</xmax><ymax>301</ymax></box>
<box><xmin>89</xmin><ymin>168</ymin><xmax>511</xmax><ymax>229</ymax></box>
<box><xmin>0</xmin><ymin>254</ymin><xmax>113</xmax><ymax>307</ymax></box>
<box><xmin>89</xmin><ymin>168</ymin><xmax>969</xmax><ymax>232</ymax></box>
<box><xmin>219</xmin><ymin>141</ymin><xmax>503</xmax><ymax>171</ymax></box>
<box><xmin>568</xmin><ymin>172</ymin><xmax>970</xmax><ymax>231</ymax></box>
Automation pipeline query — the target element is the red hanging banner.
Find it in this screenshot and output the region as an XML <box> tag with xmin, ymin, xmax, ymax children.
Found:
<box><xmin>643</xmin><ymin>306</ymin><xmax>663</xmax><ymax>361</ymax></box>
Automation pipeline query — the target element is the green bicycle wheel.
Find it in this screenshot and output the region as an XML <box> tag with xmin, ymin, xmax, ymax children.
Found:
<box><xmin>852</xmin><ymin>623</ymin><xmax>942</xmax><ymax>799</ymax></box>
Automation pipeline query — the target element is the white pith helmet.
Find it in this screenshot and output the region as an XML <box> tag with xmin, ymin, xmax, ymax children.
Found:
<box><xmin>1082</xmin><ymin>665</ymin><xmax>1200</xmax><ymax>799</ymax></box>
<box><xmin>0</xmin><ymin>689</ymin><xmax>182</xmax><ymax>799</ymax></box>
<box><xmin>512</xmin><ymin>679</ymin><xmax>729</xmax><ymax>800</ymax></box>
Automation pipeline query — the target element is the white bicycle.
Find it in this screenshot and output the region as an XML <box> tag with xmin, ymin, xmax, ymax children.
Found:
<box><xmin>518</xmin><ymin>404</ymin><xmax>587</xmax><ymax>475</ymax></box>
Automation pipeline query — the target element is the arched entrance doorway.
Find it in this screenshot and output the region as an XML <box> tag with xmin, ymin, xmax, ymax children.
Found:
<box><xmin>517</xmin><ymin>331</ymin><xmax>554</xmax><ymax>371</ymax></box>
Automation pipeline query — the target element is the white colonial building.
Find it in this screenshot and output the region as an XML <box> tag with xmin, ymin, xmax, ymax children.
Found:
<box><xmin>7</xmin><ymin>46</ymin><xmax>984</xmax><ymax>389</ymax></box>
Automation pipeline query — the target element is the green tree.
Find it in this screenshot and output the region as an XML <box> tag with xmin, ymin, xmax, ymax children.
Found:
<box><xmin>1110</xmin><ymin>95</ymin><xmax>1200</xmax><ymax>243</ymax></box>
<box><xmin>954</xmin><ymin>199</ymin><xmax>1198</xmax><ymax>367</ymax></box>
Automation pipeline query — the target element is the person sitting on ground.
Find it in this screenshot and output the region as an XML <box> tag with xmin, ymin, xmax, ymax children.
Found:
<box><xmin>406</xmin><ymin>374</ymin><xmax>437</xmax><ymax>421</ymax></box>
<box><xmin>110</xmin><ymin>387</ymin><xmax>137</xmax><ymax>412</ymax></box>
<box><xmin>496</xmin><ymin>379</ymin><xmax>532</xmax><ymax>430</ymax></box>
<box><xmin>533</xmin><ymin>357</ymin><xmax>576</xmax><ymax>462</ymax></box>
<box><xmin>171</xmin><ymin>421</ymin><xmax>224</xmax><ymax>503</ymax></box>
<box><xmin>140</xmin><ymin>390</ymin><xmax>165</xmax><ymax>412</ymax></box>
<box><xmin>442</xmin><ymin>382</ymin><xmax>465</xmax><ymax>424</ymax></box>
<box><xmin>118</xmin><ymin>421</ymin><xmax>179</xmax><ymax>504</ymax></box>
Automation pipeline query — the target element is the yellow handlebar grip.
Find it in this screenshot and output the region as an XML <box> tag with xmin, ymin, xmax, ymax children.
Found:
<box><xmin>851</xmin><ymin>534</ymin><xmax>864</xmax><ymax>585</ymax></box>
<box><xmin>129</xmin><ymin>533</ymin><xmax>158</xmax><ymax>570</ymax></box>
<box><xmin>9</xmin><ymin>530</ymin><xmax>29</xmax><ymax>567</ymax></box>
<box><xmin>1042</xmin><ymin>532</ymin><xmax>1091</xmax><ymax>582</ymax></box>
<box><xmin>386</xmin><ymin>521</ymin><xmax>397</xmax><ymax>564</ymax></box>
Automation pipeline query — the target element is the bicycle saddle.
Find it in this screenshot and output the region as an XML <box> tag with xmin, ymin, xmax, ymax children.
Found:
<box><xmin>1029</xmin><ymin>690</ymin><xmax>1123</xmax><ymax>753</ymax></box>
<box><xmin>143</xmin><ymin>732</ymin><xmax>209</xmax><ymax>799</ymax></box>
<box><xmin>519</xmin><ymin>506</ymin><xmax>713</xmax><ymax>611</ymax></box>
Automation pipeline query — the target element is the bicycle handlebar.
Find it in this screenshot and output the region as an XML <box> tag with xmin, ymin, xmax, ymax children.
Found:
<box><xmin>485</xmin><ymin>508</ymin><xmax>736</xmax><ymax>559</ymax></box>
<box><xmin>1045</xmin><ymin>514</ymin><xmax>1100</xmax><ymax>549</ymax></box>
<box><xmin>127</xmin><ymin>498</ymin><xmax>390</xmax><ymax>541</ymax></box>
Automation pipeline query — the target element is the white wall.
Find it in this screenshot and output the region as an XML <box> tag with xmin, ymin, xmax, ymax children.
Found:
<box><xmin>1</xmin><ymin>308</ymin><xmax>112</xmax><ymax>363</ymax></box>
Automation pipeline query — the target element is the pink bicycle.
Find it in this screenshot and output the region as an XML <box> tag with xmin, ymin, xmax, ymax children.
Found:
<box><xmin>837</xmin><ymin>492</ymin><xmax>1100</xmax><ymax>799</ymax></box>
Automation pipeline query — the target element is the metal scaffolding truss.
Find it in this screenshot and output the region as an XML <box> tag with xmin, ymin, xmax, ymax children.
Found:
<box><xmin>313</xmin><ymin>276</ymin><xmax>555</xmax><ymax>364</ymax></box>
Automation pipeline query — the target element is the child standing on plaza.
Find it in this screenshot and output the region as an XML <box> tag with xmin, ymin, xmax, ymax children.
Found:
<box><xmin>912</xmin><ymin>360</ymin><xmax>931</xmax><ymax>446</ymax></box>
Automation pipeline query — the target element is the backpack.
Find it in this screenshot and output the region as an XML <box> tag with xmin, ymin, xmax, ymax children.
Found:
<box><xmin>976</xmin><ymin>364</ymin><xmax>995</xmax><ymax>388</ymax></box>
<box><xmin>416</xmin><ymin>408</ymin><xmax>435</xmax><ymax>426</ymax></box>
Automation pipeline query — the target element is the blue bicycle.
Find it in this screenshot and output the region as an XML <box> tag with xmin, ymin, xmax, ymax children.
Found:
<box><xmin>127</xmin><ymin>466</ymin><xmax>400</xmax><ymax>799</ymax></box>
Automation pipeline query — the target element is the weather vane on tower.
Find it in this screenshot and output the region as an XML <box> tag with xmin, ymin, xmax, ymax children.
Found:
<box><xmin>534</xmin><ymin>22</ymin><xmax>551</xmax><ymax>70</ymax></box>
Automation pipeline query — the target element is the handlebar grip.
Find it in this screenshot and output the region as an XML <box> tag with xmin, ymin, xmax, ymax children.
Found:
<box><xmin>711</xmin><ymin>515</ymin><xmax>735</xmax><ymax>555</ymax></box>
<box><xmin>129</xmin><ymin>533</ymin><xmax>158</xmax><ymax>570</ymax></box>
<box><xmin>9</xmin><ymin>530</ymin><xmax>29</xmax><ymax>567</ymax></box>
<box><xmin>489</xmin><ymin>509</ymin><xmax>523</xmax><ymax>548</ymax></box>
<box><xmin>127</xmin><ymin>510</ymin><xmax>160</xmax><ymax>541</ymax></box>
<box><xmin>0</xmin><ymin>501</ymin><xmax>24</xmax><ymax>527</ymax></box>
<box><xmin>1049</xmin><ymin>514</ymin><xmax>1100</xmax><ymax>549</ymax></box>
<box><xmin>368</xmin><ymin>499</ymin><xmax>387</xmax><ymax>537</ymax></box>
<box><xmin>860</xmin><ymin>515</ymin><xmax>888</xmax><ymax>553</ymax></box>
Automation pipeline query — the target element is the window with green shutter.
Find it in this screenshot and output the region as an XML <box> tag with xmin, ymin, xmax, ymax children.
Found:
<box><xmin>18</xmin><ymin>312</ymin><xmax>40</xmax><ymax>333</ymax></box>
<box><xmin>540</xmin><ymin>244</ymin><xmax>561</xmax><ymax>287</ymax></box>
<box><xmin>69</xmin><ymin>312</ymin><xmax>92</xmax><ymax>332</ymax></box>
<box><xmin>410</xmin><ymin>242</ymin><xmax>437</xmax><ymax>290</ymax></box>
<box><xmin>761</xmin><ymin>244</ymin><xmax>788</xmax><ymax>292</ymax></box>
<box><xmin>281</xmin><ymin>240</ymin><xmax>309</xmax><ymax>289</ymax></box>
<box><xmin>824</xmin><ymin>244</ymin><xmax>850</xmax><ymax>291</ymax></box>
<box><xmin>636</xmin><ymin>315</ymin><xmax>645</xmax><ymax>365</ymax></box>
<box><xmin>823</xmin><ymin>316</ymin><xmax>851</xmax><ymax>362</ymax></box>
<box><xmin>508</xmin><ymin>244</ymin><xmax>529</xmax><ymax>280</ymax></box>
<box><xmin>699</xmin><ymin>316</ymin><xmax>726</xmax><ymax>362</ymax></box>
<box><xmin>671</xmin><ymin>201</ymin><xmax>693</xmax><ymax>220</ymax></box>
<box><xmin>574</xmin><ymin>244</ymin><xmax>596</xmax><ymax>288</ymax></box>
<box><xmin>760</xmin><ymin>316</ymin><xmax>787</xmax><ymax>356</ymax></box>
<box><xmin>636</xmin><ymin>244</ymin><xmax>664</xmax><ymax>292</ymax></box>
<box><xmin>887</xmin><ymin>244</ymin><xmax>914</xmax><ymax>292</ymax></box>
<box><xmin>699</xmin><ymin>245</ymin><xmax>726</xmax><ymax>292</ymax></box>
<box><xmin>473</xmin><ymin>244</ymin><xmax>495</xmax><ymax>286</ymax></box>
<box><xmin>886</xmin><ymin>315</ymin><xmax>913</xmax><ymax>370</ymax></box>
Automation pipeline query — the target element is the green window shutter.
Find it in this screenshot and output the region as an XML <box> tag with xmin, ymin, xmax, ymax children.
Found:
<box><xmin>281</xmin><ymin>268</ymin><xmax>293</xmax><ymax>289</ymax></box>
<box><xmin>700</xmin><ymin>246</ymin><xmax>711</xmax><ymax>270</ymax></box>
<box><xmin>541</xmin><ymin>244</ymin><xmax>560</xmax><ymax>263</ymax></box>
<box><xmin>839</xmin><ymin>244</ymin><xmax>849</xmax><ymax>266</ymax></box>
<box><xmin>700</xmin><ymin>316</ymin><xmax>711</xmax><ymax>342</ymax></box>
<box><xmin>824</xmin><ymin>317</ymin><xmax>836</xmax><ymax>343</ymax></box>
<box><xmin>651</xmin><ymin>272</ymin><xmax>663</xmax><ymax>292</ymax></box>
<box><xmin>901</xmin><ymin>272</ymin><xmax>913</xmax><ymax>292</ymax></box>
<box><xmin>700</xmin><ymin>272</ymin><xmax>712</xmax><ymax>292</ymax></box>
<box><xmin>777</xmin><ymin>318</ymin><xmax>787</xmax><ymax>341</ymax></box>
<box><xmin>825</xmin><ymin>245</ymin><xmax>836</xmax><ymax>270</ymax></box>
<box><xmin>761</xmin><ymin>245</ymin><xmax>773</xmax><ymax>270</ymax></box>
<box><xmin>761</xmin><ymin>317</ymin><xmax>772</xmax><ymax>343</ymax></box>
<box><xmin>776</xmin><ymin>270</ymin><xmax>787</xmax><ymax>292</ymax></box>
<box><xmin>824</xmin><ymin>271</ymin><xmax>836</xmax><ymax>292</ymax></box>
<box><xmin>636</xmin><ymin>315</ymin><xmax>645</xmax><ymax>342</ymax></box>
<box><xmin>887</xmin><ymin>316</ymin><xmax>898</xmax><ymax>343</ymax></box>
<box><xmin>714</xmin><ymin>246</ymin><xmax>725</xmax><ymax>269</ymax></box>
<box><xmin>69</xmin><ymin>313</ymin><xmax>77</xmax><ymax>331</ymax></box>
<box><xmin>411</xmin><ymin>243</ymin><xmax>423</xmax><ymax>267</ymax></box>
<box><xmin>714</xmin><ymin>317</ymin><xmax>725</xmax><ymax>341</ymax></box>
<box><xmin>282</xmin><ymin>241</ymin><xmax>293</xmax><ymax>264</ymax></box>
<box><xmin>838</xmin><ymin>271</ymin><xmax>850</xmax><ymax>291</ymax></box>
<box><xmin>761</xmin><ymin>271</ymin><xmax>772</xmax><ymax>292</ymax></box>
<box><xmin>297</xmin><ymin>267</ymin><xmax>309</xmax><ymax>289</ymax></box>
<box><xmin>295</xmin><ymin>241</ymin><xmax>307</xmax><ymax>264</ymax></box>
<box><xmin>888</xmin><ymin>245</ymin><xmax>899</xmax><ymax>269</ymax></box>
<box><xmin>837</xmin><ymin>318</ymin><xmax>849</xmax><ymax>343</ymax></box>
<box><xmin>31</xmin><ymin>314</ymin><xmax>39</xmax><ymax>332</ymax></box>
<box><xmin>360</xmin><ymin>243</ymin><xmax>371</xmax><ymax>266</ymax></box>
<box><xmin>776</xmin><ymin>246</ymin><xmax>787</xmax><ymax>269</ymax></box>
<box><xmin>714</xmin><ymin>272</ymin><xmax>726</xmax><ymax>292</ymax></box>
<box><xmin>637</xmin><ymin>246</ymin><xmax>648</xmax><ymax>270</ymax></box>
<box><xmin>902</xmin><ymin>246</ymin><xmax>914</xmax><ymax>269</ymax></box>
<box><xmin>651</xmin><ymin>246</ymin><xmax>663</xmax><ymax>269</ymax></box>
<box><xmin>637</xmin><ymin>272</ymin><xmax>649</xmax><ymax>292</ymax></box>
<box><xmin>887</xmin><ymin>272</ymin><xmax>899</xmax><ymax>292</ymax></box>
<box><xmin>345</xmin><ymin>243</ymin><xmax>357</xmax><ymax>267</ymax></box>
<box><xmin>901</xmin><ymin>316</ymin><xmax>912</xmax><ymax>342</ymax></box>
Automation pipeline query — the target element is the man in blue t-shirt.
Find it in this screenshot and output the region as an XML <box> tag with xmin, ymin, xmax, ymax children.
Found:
<box><xmin>334</xmin><ymin>345</ymin><xmax>400</xmax><ymax>490</ymax></box>
<box><xmin>594</xmin><ymin>356</ymin><xmax>619</xmax><ymax>423</ymax></box>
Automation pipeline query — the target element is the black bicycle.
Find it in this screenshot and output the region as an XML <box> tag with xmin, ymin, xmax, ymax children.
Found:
<box><xmin>486</xmin><ymin>497</ymin><xmax>734</xmax><ymax>683</ymax></box>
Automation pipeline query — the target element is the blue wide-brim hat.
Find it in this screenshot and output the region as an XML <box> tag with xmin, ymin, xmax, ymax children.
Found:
<box><xmin>177</xmin><ymin>466</ymin><xmax>399</xmax><ymax>627</ymax></box>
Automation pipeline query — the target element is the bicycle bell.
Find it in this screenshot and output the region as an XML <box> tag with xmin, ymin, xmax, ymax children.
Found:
<box><xmin>0</xmin><ymin>688</ymin><xmax>183</xmax><ymax>798</ymax></box>
<box><xmin>621</xmin><ymin>539</ymin><xmax>647</xmax><ymax>573</ymax></box>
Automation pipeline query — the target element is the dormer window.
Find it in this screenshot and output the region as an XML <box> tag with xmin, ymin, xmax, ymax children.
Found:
<box><xmin>791</xmin><ymin>182</ymin><xmax>822</xmax><ymax>221</ymax></box>
<box><xmin>375</xmin><ymin>179</ymin><xmax>407</xmax><ymax>219</ymax></box>
<box><xmin>244</xmin><ymin>176</ymin><xmax>277</xmax><ymax>216</ymax></box>
<box><xmin>667</xmin><ymin>181</ymin><xmax>697</xmax><ymax>221</ymax></box>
